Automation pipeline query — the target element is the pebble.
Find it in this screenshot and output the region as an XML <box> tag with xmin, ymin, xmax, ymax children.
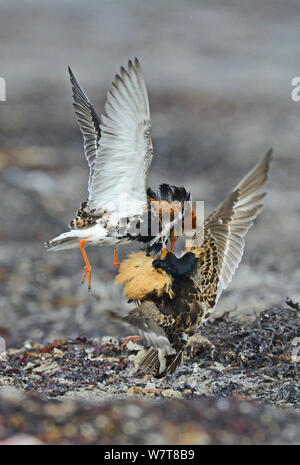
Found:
<box><xmin>161</xmin><ymin>389</ymin><xmax>182</xmax><ymax>399</ymax></box>
<box><xmin>126</xmin><ymin>386</ymin><xmax>145</xmax><ymax>396</ymax></box>
<box><xmin>53</xmin><ymin>348</ymin><xmax>64</xmax><ymax>358</ymax></box>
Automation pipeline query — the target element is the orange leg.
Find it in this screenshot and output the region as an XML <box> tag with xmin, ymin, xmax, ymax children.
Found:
<box><xmin>79</xmin><ymin>239</ymin><xmax>92</xmax><ymax>291</ymax></box>
<box><xmin>113</xmin><ymin>248</ymin><xmax>120</xmax><ymax>267</ymax></box>
<box><xmin>121</xmin><ymin>336</ymin><xmax>140</xmax><ymax>347</ymax></box>
<box><xmin>171</xmin><ymin>237</ymin><xmax>177</xmax><ymax>251</ymax></box>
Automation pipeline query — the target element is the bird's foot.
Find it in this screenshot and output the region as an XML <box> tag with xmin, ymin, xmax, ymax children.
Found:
<box><xmin>121</xmin><ymin>335</ymin><xmax>140</xmax><ymax>347</ymax></box>
<box><xmin>81</xmin><ymin>264</ymin><xmax>92</xmax><ymax>291</ymax></box>
<box><xmin>113</xmin><ymin>248</ymin><xmax>120</xmax><ymax>267</ymax></box>
<box><xmin>79</xmin><ymin>239</ymin><xmax>92</xmax><ymax>291</ymax></box>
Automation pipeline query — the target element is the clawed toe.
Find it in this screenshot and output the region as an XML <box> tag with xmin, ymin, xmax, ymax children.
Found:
<box><xmin>121</xmin><ymin>335</ymin><xmax>140</xmax><ymax>347</ymax></box>
<box><xmin>81</xmin><ymin>265</ymin><xmax>92</xmax><ymax>290</ymax></box>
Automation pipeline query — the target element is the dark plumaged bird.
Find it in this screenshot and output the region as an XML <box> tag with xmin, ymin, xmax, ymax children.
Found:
<box><xmin>116</xmin><ymin>151</ymin><xmax>272</xmax><ymax>377</ymax></box>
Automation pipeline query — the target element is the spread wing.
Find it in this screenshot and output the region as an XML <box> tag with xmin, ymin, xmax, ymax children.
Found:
<box><xmin>123</xmin><ymin>301</ymin><xmax>174</xmax><ymax>353</ymax></box>
<box><xmin>191</xmin><ymin>149</ymin><xmax>272</xmax><ymax>310</ymax></box>
<box><xmin>68</xmin><ymin>66</ymin><xmax>101</xmax><ymax>192</ymax></box>
<box><xmin>89</xmin><ymin>58</ymin><xmax>153</xmax><ymax>219</ymax></box>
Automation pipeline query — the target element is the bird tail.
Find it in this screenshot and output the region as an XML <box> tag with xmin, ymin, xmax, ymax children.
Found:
<box><xmin>45</xmin><ymin>231</ymin><xmax>82</xmax><ymax>251</ymax></box>
<box><xmin>139</xmin><ymin>347</ymin><xmax>183</xmax><ymax>378</ymax></box>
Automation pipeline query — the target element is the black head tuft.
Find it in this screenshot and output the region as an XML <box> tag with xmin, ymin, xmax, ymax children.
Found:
<box><xmin>156</xmin><ymin>184</ymin><xmax>191</xmax><ymax>202</ymax></box>
<box><xmin>147</xmin><ymin>187</ymin><xmax>157</xmax><ymax>200</ymax></box>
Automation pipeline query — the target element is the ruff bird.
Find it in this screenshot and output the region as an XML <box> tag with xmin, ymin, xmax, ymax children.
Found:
<box><xmin>45</xmin><ymin>59</ymin><xmax>190</xmax><ymax>289</ymax></box>
<box><xmin>116</xmin><ymin>151</ymin><xmax>272</xmax><ymax>377</ymax></box>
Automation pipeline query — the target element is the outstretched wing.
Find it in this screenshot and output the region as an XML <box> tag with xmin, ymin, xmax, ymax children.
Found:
<box><xmin>191</xmin><ymin>150</ymin><xmax>272</xmax><ymax>310</ymax></box>
<box><xmin>68</xmin><ymin>67</ymin><xmax>101</xmax><ymax>192</ymax></box>
<box><xmin>123</xmin><ymin>301</ymin><xmax>174</xmax><ymax>353</ymax></box>
<box><xmin>89</xmin><ymin>58</ymin><xmax>153</xmax><ymax>219</ymax></box>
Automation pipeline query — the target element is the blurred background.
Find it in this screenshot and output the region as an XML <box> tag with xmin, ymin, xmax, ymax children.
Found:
<box><xmin>0</xmin><ymin>0</ymin><xmax>300</xmax><ymax>347</ymax></box>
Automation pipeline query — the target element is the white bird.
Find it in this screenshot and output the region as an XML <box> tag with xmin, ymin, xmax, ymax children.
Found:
<box><xmin>45</xmin><ymin>59</ymin><xmax>189</xmax><ymax>289</ymax></box>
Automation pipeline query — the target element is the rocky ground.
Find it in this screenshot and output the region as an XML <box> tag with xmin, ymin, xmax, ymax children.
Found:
<box><xmin>0</xmin><ymin>0</ymin><xmax>300</xmax><ymax>445</ymax></box>
<box><xmin>0</xmin><ymin>303</ymin><xmax>299</xmax><ymax>444</ymax></box>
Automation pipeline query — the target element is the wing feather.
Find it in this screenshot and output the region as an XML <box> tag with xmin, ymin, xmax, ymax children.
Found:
<box><xmin>123</xmin><ymin>301</ymin><xmax>174</xmax><ymax>353</ymax></box>
<box><xmin>192</xmin><ymin>150</ymin><xmax>272</xmax><ymax>308</ymax></box>
<box><xmin>89</xmin><ymin>58</ymin><xmax>153</xmax><ymax>218</ymax></box>
<box><xmin>68</xmin><ymin>67</ymin><xmax>101</xmax><ymax>191</ymax></box>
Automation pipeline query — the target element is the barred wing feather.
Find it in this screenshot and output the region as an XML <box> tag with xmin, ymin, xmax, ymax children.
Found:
<box><xmin>68</xmin><ymin>67</ymin><xmax>101</xmax><ymax>192</ymax></box>
<box><xmin>89</xmin><ymin>58</ymin><xmax>153</xmax><ymax>219</ymax></box>
<box><xmin>192</xmin><ymin>150</ymin><xmax>272</xmax><ymax>307</ymax></box>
